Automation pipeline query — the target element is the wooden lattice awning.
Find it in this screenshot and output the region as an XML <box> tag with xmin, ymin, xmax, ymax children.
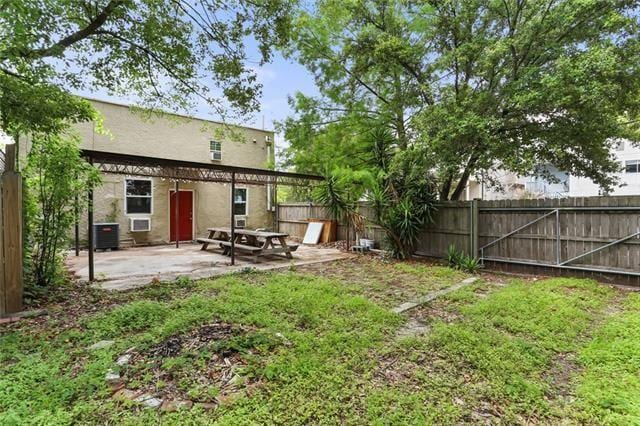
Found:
<box><xmin>81</xmin><ymin>149</ymin><xmax>323</xmax><ymax>186</ymax></box>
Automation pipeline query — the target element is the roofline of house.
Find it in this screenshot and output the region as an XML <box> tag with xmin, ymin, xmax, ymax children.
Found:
<box><xmin>80</xmin><ymin>96</ymin><xmax>276</xmax><ymax>134</ymax></box>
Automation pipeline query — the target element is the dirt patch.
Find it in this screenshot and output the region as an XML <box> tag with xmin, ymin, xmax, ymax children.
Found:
<box><xmin>412</xmin><ymin>304</ymin><xmax>462</xmax><ymax>324</ymax></box>
<box><xmin>150</xmin><ymin>322</ymin><xmax>244</xmax><ymax>358</ymax></box>
<box><xmin>152</xmin><ymin>337</ymin><xmax>183</xmax><ymax>357</ymax></box>
<box><xmin>544</xmin><ymin>352</ymin><xmax>579</xmax><ymax>402</ymax></box>
<box><xmin>296</xmin><ymin>256</ymin><xmax>468</xmax><ymax>307</ymax></box>
<box><xmin>121</xmin><ymin>322</ymin><xmax>266</xmax><ymax>405</ymax></box>
<box><xmin>395</xmin><ymin>318</ymin><xmax>430</xmax><ymax>338</ymax></box>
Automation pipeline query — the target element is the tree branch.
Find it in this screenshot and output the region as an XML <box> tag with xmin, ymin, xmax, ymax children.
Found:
<box><xmin>93</xmin><ymin>29</ymin><xmax>225</xmax><ymax>117</ymax></box>
<box><xmin>27</xmin><ymin>0</ymin><xmax>124</xmax><ymax>59</ymax></box>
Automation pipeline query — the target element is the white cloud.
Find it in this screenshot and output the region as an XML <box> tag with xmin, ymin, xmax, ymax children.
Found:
<box><xmin>249</xmin><ymin>66</ymin><xmax>277</xmax><ymax>84</ymax></box>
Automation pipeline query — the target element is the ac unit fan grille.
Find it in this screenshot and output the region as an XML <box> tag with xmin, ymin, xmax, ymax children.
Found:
<box><xmin>130</xmin><ymin>218</ymin><xmax>151</xmax><ymax>232</ymax></box>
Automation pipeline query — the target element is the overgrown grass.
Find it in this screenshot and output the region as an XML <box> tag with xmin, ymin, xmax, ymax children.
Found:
<box><xmin>574</xmin><ymin>293</ymin><xmax>640</xmax><ymax>424</ymax></box>
<box><xmin>370</xmin><ymin>278</ymin><xmax>616</xmax><ymax>423</ymax></box>
<box><xmin>0</xmin><ymin>272</ymin><xmax>402</xmax><ymax>424</ymax></box>
<box><xmin>0</xmin><ymin>267</ymin><xmax>638</xmax><ymax>424</ymax></box>
<box><xmin>297</xmin><ymin>257</ymin><xmax>469</xmax><ymax>307</ymax></box>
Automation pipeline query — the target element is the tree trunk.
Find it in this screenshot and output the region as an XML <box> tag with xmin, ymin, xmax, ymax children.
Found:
<box><xmin>393</xmin><ymin>73</ymin><xmax>408</xmax><ymax>150</ymax></box>
<box><xmin>450</xmin><ymin>168</ymin><xmax>471</xmax><ymax>200</ymax></box>
<box><xmin>450</xmin><ymin>154</ymin><xmax>479</xmax><ymax>200</ymax></box>
<box><xmin>439</xmin><ymin>173</ymin><xmax>453</xmax><ymax>200</ymax></box>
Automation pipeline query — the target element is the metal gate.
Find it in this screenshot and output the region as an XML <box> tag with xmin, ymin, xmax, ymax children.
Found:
<box><xmin>478</xmin><ymin>206</ymin><xmax>640</xmax><ymax>277</ymax></box>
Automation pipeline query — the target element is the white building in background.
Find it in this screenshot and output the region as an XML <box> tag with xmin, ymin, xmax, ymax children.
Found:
<box><xmin>570</xmin><ymin>140</ymin><xmax>640</xmax><ymax>196</ymax></box>
<box><xmin>464</xmin><ymin>140</ymin><xmax>640</xmax><ymax>200</ymax></box>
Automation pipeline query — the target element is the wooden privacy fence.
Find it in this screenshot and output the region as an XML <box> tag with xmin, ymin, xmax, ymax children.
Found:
<box><xmin>278</xmin><ymin>196</ymin><xmax>640</xmax><ymax>286</ymax></box>
<box><xmin>277</xmin><ymin>202</ymin><xmax>387</xmax><ymax>243</ymax></box>
<box><xmin>0</xmin><ymin>144</ymin><xmax>23</xmax><ymax>315</ymax></box>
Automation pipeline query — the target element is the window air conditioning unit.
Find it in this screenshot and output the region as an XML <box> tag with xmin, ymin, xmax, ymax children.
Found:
<box><xmin>130</xmin><ymin>217</ymin><xmax>151</xmax><ymax>232</ymax></box>
<box><xmin>210</xmin><ymin>151</ymin><xmax>222</xmax><ymax>161</ymax></box>
<box><xmin>234</xmin><ymin>217</ymin><xmax>246</xmax><ymax>229</ymax></box>
<box><xmin>265</xmin><ymin>135</ymin><xmax>272</xmax><ymax>145</ymax></box>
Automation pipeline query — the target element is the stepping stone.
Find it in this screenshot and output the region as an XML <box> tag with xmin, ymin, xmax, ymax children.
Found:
<box><xmin>88</xmin><ymin>340</ymin><xmax>115</xmax><ymax>350</ymax></box>
<box><xmin>391</xmin><ymin>302</ymin><xmax>419</xmax><ymax>314</ymax></box>
<box><xmin>392</xmin><ymin>277</ymin><xmax>479</xmax><ymax>314</ymax></box>
<box><xmin>104</xmin><ymin>369</ymin><xmax>121</xmax><ymax>385</ymax></box>
<box><xmin>395</xmin><ymin>318</ymin><xmax>430</xmax><ymax>338</ymax></box>
<box><xmin>135</xmin><ymin>394</ymin><xmax>163</xmax><ymax>409</ymax></box>
<box><xmin>116</xmin><ymin>354</ymin><xmax>132</xmax><ymax>366</ymax></box>
<box><xmin>161</xmin><ymin>399</ymin><xmax>193</xmax><ymax>412</ymax></box>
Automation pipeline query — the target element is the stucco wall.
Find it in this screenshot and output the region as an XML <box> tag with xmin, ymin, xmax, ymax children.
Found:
<box><xmin>83</xmin><ymin>176</ymin><xmax>272</xmax><ymax>245</ymax></box>
<box><xmin>74</xmin><ymin>99</ymin><xmax>274</xmax><ymax>244</ymax></box>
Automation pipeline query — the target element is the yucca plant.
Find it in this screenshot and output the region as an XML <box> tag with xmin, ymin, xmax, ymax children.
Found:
<box><xmin>369</xmin><ymin>145</ymin><xmax>438</xmax><ymax>259</ymax></box>
<box><xmin>312</xmin><ymin>173</ymin><xmax>352</xmax><ymax>221</ymax></box>
<box><xmin>446</xmin><ymin>244</ymin><xmax>481</xmax><ymax>273</ymax></box>
<box><xmin>446</xmin><ymin>244</ymin><xmax>463</xmax><ymax>267</ymax></box>
<box><xmin>460</xmin><ymin>256</ymin><xmax>481</xmax><ymax>273</ymax></box>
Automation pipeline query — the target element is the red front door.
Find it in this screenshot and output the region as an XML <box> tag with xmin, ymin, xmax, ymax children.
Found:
<box><xmin>170</xmin><ymin>190</ymin><xmax>193</xmax><ymax>241</ymax></box>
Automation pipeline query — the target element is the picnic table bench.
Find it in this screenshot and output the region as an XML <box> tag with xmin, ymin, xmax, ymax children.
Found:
<box><xmin>197</xmin><ymin>227</ymin><xmax>298</xmax><ymax>263</ymax></box>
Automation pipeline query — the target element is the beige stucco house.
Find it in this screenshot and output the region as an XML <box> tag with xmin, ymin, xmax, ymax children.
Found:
<box><xmin>73</xmin><ymin>99</ymin><xmax>276</xmax><ymax>246</ymax></box>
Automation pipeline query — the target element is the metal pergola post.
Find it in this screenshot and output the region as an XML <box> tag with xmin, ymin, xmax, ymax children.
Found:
<box><xmin>175</xmin><ymin>180</ymin><xmax>180</xmax><ymax>248</ymax></box>
<box><xmin>274</xmin><ymin>181</ymin><xmax>279</xmax><ymax>232</ymax></box>
<box><xmin>87</xmin><ymin>160</ymin><xmax>95</xmax><ymax>282</ymax></box>
<box><xmin>230</xmin><ymin>171</ymin><xmax>236</xmax><ymax>266</ymax></box>
<box><xmin>74</xmin><ymin>193</ymin><xmax>80</xmax><ymax>257</ymax></box>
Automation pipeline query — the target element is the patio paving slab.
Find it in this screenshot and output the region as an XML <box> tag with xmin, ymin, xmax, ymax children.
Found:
<box><xmin>66</xmin><ymin>243</ymin><xmax>351</xmax><ymax>291</ymax></box>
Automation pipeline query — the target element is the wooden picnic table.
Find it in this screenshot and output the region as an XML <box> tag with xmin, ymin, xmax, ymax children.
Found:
<box><xmin>197</xmin><ymin>227</ymin><xmax>298</xmax><ymax>262</ymax></box>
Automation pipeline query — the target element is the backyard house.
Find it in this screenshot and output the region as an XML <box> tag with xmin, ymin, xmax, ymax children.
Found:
<box><xmin>73</xmin><ymin>99</ymin><xmax>276</xmax><ymax>246</ymax></box>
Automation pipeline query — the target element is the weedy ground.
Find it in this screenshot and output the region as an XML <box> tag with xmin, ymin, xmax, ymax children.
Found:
<box><xmin>1</xmin><ymin>256</ymin><xmax>638</xmax><ymax>424</ymax></box>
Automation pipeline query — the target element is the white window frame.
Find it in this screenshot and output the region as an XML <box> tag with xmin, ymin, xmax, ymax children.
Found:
<box><xmin>233</xmin><ymin>187</ymin><xmax>248</xmax><ymax>216</ymax></box>
<box><xmin>625</xmin><ymin>160</ymin><xmax>640</xmax><ymax>174</ymax></box>
<box><xmin>210</xmin><ymin>140</ymin><xmax>222</xmax><ymax>161</ymax></box>
<box><xmin>124</xmin><ymin>177</ymin><xmax>153</xmax><ymax>215</ymax></box>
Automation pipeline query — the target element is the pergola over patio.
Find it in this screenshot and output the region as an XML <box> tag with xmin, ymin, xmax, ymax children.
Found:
<box><xmin>79</xmin><ymin>149</ymin><xmax>323</xmax><ymax>281</ymax></box>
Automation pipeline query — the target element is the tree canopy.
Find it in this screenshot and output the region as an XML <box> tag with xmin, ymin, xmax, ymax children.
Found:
<box><xmin>282</xmin><ymin>0</ymin><xmax>640</xmax><ymax>199</ymax></box>
<box><xmin>1</xmin><ymin>0</ymin><xmax>294</xmax><ymax>134</ymax></box>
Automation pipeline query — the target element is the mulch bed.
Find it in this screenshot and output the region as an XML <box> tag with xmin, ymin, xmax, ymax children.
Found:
<box><xmin>121</xmin><ymin>322</ymin><xmax>261</xmax><ymax>405</ymax></box>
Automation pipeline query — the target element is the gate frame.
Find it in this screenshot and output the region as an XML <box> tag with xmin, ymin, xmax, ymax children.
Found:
<box><xmin>477</xmin><ymin>206</ymin><xmax>640</xmax><ymax>278</ymax></box>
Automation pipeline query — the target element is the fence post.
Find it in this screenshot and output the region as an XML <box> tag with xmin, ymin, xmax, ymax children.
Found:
<box><xmin>1</xmin><ymin>144</ymin><xmax>23</xmax><ymax>315</ymax></box>
<box><xmin>274</xmin><ymin>183</ymin><xmax>279</xmax><ymax>232</ymax></box>
<box><xmin>470</xmin><ymin>199</ymin><xmax>479</xmax><ymax>259</ymax></box>
<box><xmin>0</xmin><ymin>167</ymin><xmax>3</xmax><ymax>315</ymax></box>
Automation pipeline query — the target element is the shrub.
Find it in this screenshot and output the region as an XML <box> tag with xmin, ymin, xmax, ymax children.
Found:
<box><xmin>446</xmin><ymin>245</ymin><xmax>480</xmax><ymax>273</ymax></box>
<box><xmin>369</xmin><ymin>146</ymin><xmax>438</xmax><ymax>259</ymax></box>
<box><xmin>23</xmin><ymin>133</ymin><xmax>101</xmax><ymax>292</ymax></box>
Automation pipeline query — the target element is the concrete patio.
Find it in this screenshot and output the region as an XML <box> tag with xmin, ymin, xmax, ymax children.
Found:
<box><xmin>66</xmin><ymin>243</ymin><xmax>351</xmax><ymax>291</ymax></box>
